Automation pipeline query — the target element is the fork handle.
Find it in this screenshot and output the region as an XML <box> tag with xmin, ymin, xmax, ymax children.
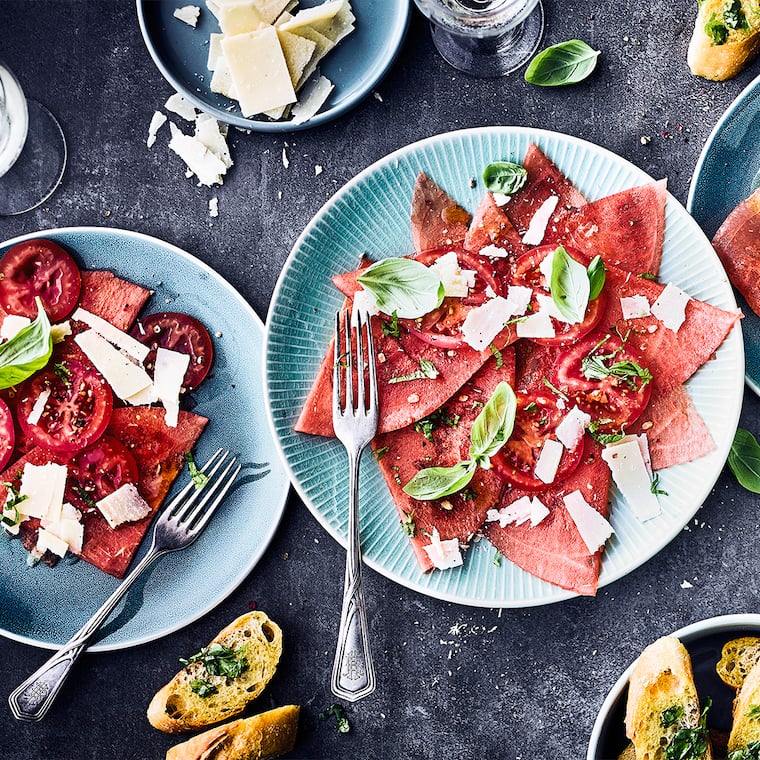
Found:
<box><xmin>331</xmin><ymin>449</ymin><xmax>376</xmax><ymax>702</ymax></box>
<box><xmin>8</xmin><ymin>545</ymin><xmax>164</xmax><ymax>721</ymax></box>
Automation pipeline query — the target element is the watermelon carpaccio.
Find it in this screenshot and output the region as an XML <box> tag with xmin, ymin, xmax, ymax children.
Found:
<box><xmin>297</xmin><ymin>144</ymin><xmax>741</xmax><ymax>597</ymax></box>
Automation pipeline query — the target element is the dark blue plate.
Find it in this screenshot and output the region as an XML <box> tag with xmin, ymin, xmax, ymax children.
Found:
<box><xmin>688</xmin><ymin>72</ymin><xmax>760</xmax><ymax>394</ymax></box>
<box><xmin>136</xmin><ymin>0</ymin><xmax>410</xmax><ymax>132</ymax></box>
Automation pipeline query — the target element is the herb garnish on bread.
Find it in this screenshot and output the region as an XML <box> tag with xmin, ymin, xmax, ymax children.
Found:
<box><xmin>727</xmin><ymin>660</ymin><xmax>760</xmax><ymax>759</ymax></box>
<box><xmin>148</xmin><ymin>611</ymin><xmax>283</xmax><ymax>734</ymax></box>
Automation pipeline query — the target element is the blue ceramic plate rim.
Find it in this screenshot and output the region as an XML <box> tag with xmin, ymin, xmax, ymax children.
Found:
<box><xmin>687</xmin><ymin>72</ymin><xmax>760</xmax><ymax>395</ymax></box>
<box><xmin>264</xmin><ymin>126</ymin><xmax>743</xmax><ymax>608</ymax></box>
<box><xmin>135</xmin><ymin>0</ymin><xmax>411</xmax><ymax>133</ymax></box>
<box><xmin>0</xmin><ymin>227</ymin><xmax>290</xmax><ymax>651</ymax></box>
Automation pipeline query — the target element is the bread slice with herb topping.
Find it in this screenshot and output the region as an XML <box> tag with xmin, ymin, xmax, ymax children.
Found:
<box><xmin>148</xmin><ymin>611</ymin><xmax>283</xmax><ymax>734</ymax></box>
<box><xmin>687</xmin><ymin>0</ymin><xmax>760</xmax><ymax>80</ymax></box>
<box><xmin>624</xmin><ymin>636</ymin><xmax>713</xmax><ymax>760</ymax></box>
<box><xmin>165</xmin><ymin>705</ymin><xmax>300</xmax><ymax>760</ymax></box>
<box><xmin>727</xmin><ymin>659</ymin><xmax>760</xmax><ymax>756</ymax></box>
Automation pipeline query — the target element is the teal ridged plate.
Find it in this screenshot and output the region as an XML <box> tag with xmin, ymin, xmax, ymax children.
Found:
<box><xmin>0</xmin><ymin>228</ymin><xmax>289</xmax><ymax>650</ymax></box>
<box><xmin>264</xmin><ymin>127</ymin><xmax>743</xmax><ymax>607</ymax></box>
<box><xmin>688</xmin><ymin>72</ymin><xmax>760</xmax><ymax>395</ymax></box>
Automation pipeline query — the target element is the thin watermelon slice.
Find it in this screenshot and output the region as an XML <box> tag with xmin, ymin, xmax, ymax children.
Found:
<box><xmin>410</xmin><ymin>172</ymin><xmax>471</xmax><ymax>252</ymax></box>
<box><xmin>79</xmin><ymin>270</ymin><xmax>152</xmax><ymax>331</ymax></box>
<box><xmin>463</xmin><ymin>191</ymin><xmax>526</xmax><ymax>260</ymax></box>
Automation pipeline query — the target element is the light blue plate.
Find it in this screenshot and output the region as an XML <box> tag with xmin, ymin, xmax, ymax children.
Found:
<box><xmin>136</xmin><ymin>0</ymin><xmax>410</xmax><ymax>132</ymax></box>
<box><xmin>264</xmin><ymin>127</ymin><xmax>743</xmax><ymax>608</ymax></box>
<box><xmin>687</xmin><ymin>72</ymin><xmax>760</xmax><ymax>395</ymax></box>
<box><xmin>0</xmin><ymin>228</ymin><xmax>290</xmax><ymax>650</ymax></box>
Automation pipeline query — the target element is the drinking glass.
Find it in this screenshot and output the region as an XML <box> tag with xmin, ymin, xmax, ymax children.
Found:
<box><xmin>413</xmin><ymin>0</ymin><xmax>545</xmax><ymax>78</ymax></box>
<box><xmin>0</xmin><ymin>61</ymin><xmax>66</xmax><ymax>215</ymax></box>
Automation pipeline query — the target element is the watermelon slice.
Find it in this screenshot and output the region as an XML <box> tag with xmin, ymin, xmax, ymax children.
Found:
<box><xmin>371</xmin><ymin>352</ymin><xmax>515</xmax><ymax>572</ymax></box>
<box><xmin>79</xmin><ymin>270</ymin><xmax>152</xmax><ymax>330</ymax></box>
<box><xmin>410</xmin><ymin>173</ymin><xmax>471</xmax><ymax>252</ymax></box>
<box><xmin>463</xmin><ymin>191</ymin><xmax>527</xmax><ymax>260</ymax></box>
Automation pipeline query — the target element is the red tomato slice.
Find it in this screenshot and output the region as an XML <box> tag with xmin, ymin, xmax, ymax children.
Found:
<box><xmin>0</xmin><ymin>396</ymin><xmax>14</xmax><ymax>470</ymax></box>
<box><xmin>17</xmin><ymin>357</ymin><xmax>113</xmax><ymax>454</ymax></box>
<box><xmin>491</xmin><ymin>391</ymin><xmax>585</xmax><ymax>490</ymax></box>
<box><xmin>511</xmin><ymin>244</ymin><xmax>606</xmax><ymax>346</ymax></box>
<box><xmin>65</xmin><ymin>435</ymin><xmax>139</xmax><ymax>513</ymax></box>
<box><xmin>0</xmin><ymin>239</ymin><xmax>82</xmax><ymax>321</ymax></box>
<box><xmin>403</xmin><ymin>246</ymin><xmax>504</xmax><ymax>350</ymax></box>
<box><xmin>130</xmin><ymin>312</ymin><xmax>213</xmax><ymax>389</ymax></box>
<box><xmin>552</xmin><ymin>332</ymin><xmax>652</xmax><ymax>434</ymax></box>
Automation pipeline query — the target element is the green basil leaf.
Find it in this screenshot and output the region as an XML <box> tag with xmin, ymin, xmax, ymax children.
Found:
<box><xmin>403</xmin><ymin>460</ymin><xmax>477</xmax><ymax>501</ymax></box>
<box><xmin>550</xmin><ymin>245</ymin><xmax>590</xmax><ymax>323</ymax></box>
<box><xmin>0</xmin><ymin>298</ymin><xmax>53</xmax><ymax>390</ymax></box>
<box><xmin>469</xmin><ymin>381</ymin><xmax>517</xmax><ymax>465</ymax></box>
<box><xmin>524</xmin><ymin>39</ymin><xmax>601</xmax><ymax>87</ymax></box>
<box><xmin>587</xmin><ymin>255</ymin><xmax>606</xmax><ymax>300</ymax></box>
<box><xmin>482</xmin><ymin>161</ymin><xmax>528</xmax><ymax>195</ymax></box>
<box><xmin>728</xmin><ymin>428</ymin><xmax>760</xmax><ymax>493</ymax></box>
<box><xmin>357</xmin><ymin>258</ymin><xmax>444</xmax><ymax>319</ymax></box>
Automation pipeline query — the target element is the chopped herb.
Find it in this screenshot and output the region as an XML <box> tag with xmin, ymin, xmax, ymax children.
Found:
<box><xmin>581</xmin><ymin>355</ymin><xmax>653</xmax><ymax>387</ymax></box>
<box><xmin>320</xmin><ymin>703</ymin><xmax>350</xmax><ymax>734</ymax></box>
<box><xmin>724</xmin><ymin>0</ymin><xmax>748</xmax><ymax>29</ymax></box>
<box><xmin>184</xmin><ymin>452</ymin><xmax>210</xmax><ymax>490</ymax></box>
<box><xmin>1</xmin><ymin>482</ymin><xmax>27</xmax><ymax>513</ymax></box>
<box><xmin>180</xmin><ymin>643</ymin><xmax>247</xmax><ymax>679</ymax></box>
<box><xmin>489</xmin><ymin>342</ymin><xmax>504</xmax><ymax>368</ymax></box>
<box><xmin>190</xmin><ymin>679</ymin><xmax>218</xmax><ymax>698</ymax></box>
<box><xmin>748</xmin><ymin>704</ymin><xmax>760</xmax><ymax>720</ymax></box>
<box><xmin>415</xmin><ymin>408</ymin><xmax>460</xmax><ymax>442</ymax></box>
<box><xmin>373</xmin><ymin>446</ymin><xmax>390</xmax><ymax>461</ymax></box>
<box><xmin>638</xmin><ymin>272</ymin><xmax>658</xmax><ymax>281</ymax></box>
<box><xmin>400</xmin><ymin>511</ymin><xmax>416</xmax><ymax>537</ymax></box>
<box><xmin>381</xmin><ymin>311</ymin><xmax>400</xmax><ymax>338</ymax></box>
<box><xmin>523</xmin><ymin>401</ymin><xmax>538</xmax><ymax>413</ymax></box>
<box><xmin>54</xmin><ymin>362</ymin><xmax>72</xmax><ymax>385</ymax></box>
<box><xmin>588</xmin><ymin>419</ymin><xmax>625</xmax><ymax>445</ymax></box>
<box><xmin>729</xmin><ymin>742</ymin><xmax>760</xmax><ymax>760</ymax></box>
<box><xmin>391</xmin><ymin>465</ymin><xmax>402</xmax><ymax>486</ymax></box>
<box><xmin>388</xmin><ymin>359</ymin><xmax>439</xmax><ymax>384</ymax></box>
<box><xmin>505</xmin><ymin>315</ymin><xmax>528</xmax><ymax>325</ymax></box>
<box><xmin>666</xmin><ymin>697</ymin><xmax>711</xmax><ymax>760</ymax></box>
<box><xmin>661</xmin><ymin>704</ymin><xmax>685</xmax><ymax>728</ymax></box>
<box><xmin>72</xmin><ymin>482</ymin><xmax>97</xmax><ymax>509</ymax></box>
<box><xmin>651</xmin><ymin>472</ymin><xmax>668</xmax><ymax>496</ymax></box>
<box><xmin>705</xmin><ymin>12</ymin><xmax>729</xmax><ymax>44</ymax></box>
<box><xmin>542</xmin><ymin>377</ymin><xmax>569</xmax><ymax>403</ymax></box>
<box><xmin>493</xmin><ymin>549</ymin><xmax>502</xmax><ymax>567</ymax></box>
<box><xmin>460</xmin><ymin>487</ymin><xmax>477</xmax><ymax>502</ymax></box>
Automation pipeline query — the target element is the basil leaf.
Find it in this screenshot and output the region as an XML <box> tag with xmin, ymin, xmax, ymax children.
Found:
<box><xmin>482</xmin><ymin>161</ymin><xmax>528</xmax><ymax>195</ymax></box>
<box><xmin>525</xmin><ymin>39</ymin><xmax>601</xmax><ymax>87</ymax></box>
<box><xmin>728</xmin><ymin>428</ymin><xmax>760</xmax><ymax>493</ymax></box>
<box><xmin>0</xmin><ymin>298</ymin><xmax>53</xmax><ymax>390</ymax></box>
<box><xmin>469</xmin><ymin>381</ymin><xmax>517</xmax><ymax>465</ymax></box>
<box><xmin>403</xmin><ymin>460</ymin><xmax>477</xmax><ymax>501</ymax></box>
<box><xmin>550</xmin><ymin>245</ymin><xmax>590</xmax><ymax>322</ymax></box>
<box><xmin>728</xmin><ymin>741</ymin><xmax>760</xmax><ymax>760</ymax></box>
<box><xmin>587</xmin><ymin>255</ymin><xmax>606</xmax><ymax>300</ymax></box>
<box><xmin>357</xmin><ymin>258</ymin><xmax>444</xmax><ymax>319</ymax></box>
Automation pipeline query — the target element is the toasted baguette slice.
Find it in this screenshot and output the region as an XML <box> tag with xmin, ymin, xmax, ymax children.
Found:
<box><xmin>717</xmin><ymin>637</ymin><xmax>760</xmax><ymax>689</ymax></box>
<box><xmin>728</xmin><ymin>660</ymin><xmax>760</xmax><ymax>754</ymax></box>
<box><xmin>148</xmin><ymin>611</ymin><xmax>283</xmax><ymax>734</ymax></box>
<box><xmin>687</xmin><ymin>0</ymin><xmax>760</xmax><ymax>80</ymax></box>
<box><xmin>166</xmin><ymin>705</ymin><xmax>300</xmax><ymax>760</ymax></box>
<box><xmin>625</xmin><ymin>636</ymin><xmax>713</xmax><ymax>760</ymax></box>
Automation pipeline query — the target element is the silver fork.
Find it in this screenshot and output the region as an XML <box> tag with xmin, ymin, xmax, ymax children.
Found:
<box><xmin>330</xmin><ymin>309</ymin><xmax>378</xmax><ymax>702</ymax></box>
<box><xmin>8</xmin><ymin>448</ymin><xmax>241</xmax><ymax>722</ymax></box>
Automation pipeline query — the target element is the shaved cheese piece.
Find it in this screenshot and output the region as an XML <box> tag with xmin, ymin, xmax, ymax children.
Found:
<box><xmin>42</xmin><ymin>503</ymin><xmax>84</xmax><ymax>555</ymax></box>
<box><xmin>278</xmin><ymin>0</ymin><xmax>343</xmax><ymax>31</ymax></box>
<box><xmin>26</xmin><ymin>389</ymin><xmax>50</xmax><ymax>426</ymax></box>
<box><xmin>125</xmin><ymin>383</ymin><xmax>159</xmax><ymax>406</ymax></box>
<box><xmin>651</xmin><ymin>282</ymin><xmax>690</xmax><ymax>332</ymax></box>
<box><xmin>96</xmin><ymin>483</ymin><xmax>151</xmax><ymax>529</ymax></box>
<box><xmin>491</xmin><ymin>193</ymin><xmax>510</xmax><ymax>206</ymax></box>
<box><xmin>516</xmin><ymin>309</ymin><xmax>555</xmax><ymax>339</ymax></box>
<box><xmin>506</xmin><ymin>285</ymin><xmax>532</xmax><ymax>315</ymax></box>
<box><xmin>208</xmin><ymin>32</ymin><xmax>225</xmax><ymax>70</ymax></box>
<box><xmin>0</xmin><ymin>314</ymin><xmax>30</xmax><ymax>341</ymax></box>
<box><xmin>351</xmin><ymin>289</ymin><xmax>379</xmax><ymax>324</ymax></box>
<box><xmin>555</xmin><ymin>406</ymin><xmax>591</xmax><ymax>450</ymax></box>
<box><xmin>146</xmin><ymin>111</ymin><xmax>167</xmax><ymax>149</ymax></box>
<box><xmin>173</xmin><ymin>5</ymin><xmax>201</xmax><ymax>26</ymax></box>
<box><xmin>311</xmin><ymin>0</ymin><xmax>354</xmax><ymax>43</ymax></box>
<box><xmin>538</xmin><ymin>246</ymin><xmax>555</xmax><ymax>286</ymax></box>
<box><xmin>51</xmin><ymin>320</ymin><xmax>72</xmax><ymax>343</ymax></box>
<box><xmin>460</xmin><ymin>296</ymin><xmax>511</xmax><ymax>350</ymax></box>
<box><xmin>601</xmin><ymin>439</ymin><xmax>660</xmax><ymax>521</ymax></box>
<box><xmin>429</xmin><ymin>251</ymin><xmax>476</xmax><ymax>298</ymax></box>
<box><xmin>486</xmin><ymin>495</ymin><xmax>533</xmax><ymax>527</ymax></box>
<box><xmin>291</xmin><ymin>74</ymin><xmax>334</xmax><ymax>124</ymax></box>
<box><xmin>75</xmin><ymin>329</ymin><xmax>153</xmax><ymax>401</ymax></box>
<box><xmin>563</xmin><ymin>490</ymin><xmax>614</xmax><ymax>554</ymax></box>
<box><xmin>608</xmin><ymin>433</ymin><xmax>653</xmax><ymax>477</ymax></box>
<box><xmin>530</xmin><ymin>496</ymin><xmax>550</xmax><ymax>526</ymax></box>
<box><xmin>536</xmin><ymin>293</ymin><xmax>573</xmax><ymax>324</ymax></box>
<box><xmin>165</xmin><ymin>92</ymin><xmax>197</xmax><ymax>122</ymax></box>
<box><xmin>153</xmin><ymin>347</ymin><xmax>190</xmax><ymax>427</ymax></box>
<box><xmin>251</xmin><ymin>0</ymin><xmax>292</xmax><ymax>23</ymax></box>
<box><xmin>73</xmin><ymin>307</ymin><xmax>150</xmax><ymax>362</ymax></box>
<box><xmin>210</xmin><ymin>55</ymin><xmax>237</xmax><ymax>99</ymax></box>
<box><xmin>36</xmin><ymin>528</ymin><xmax>69</xmax><ymax>558</ymax></box>
<box><xmin>522</xmin><ymin>195</ymin><xmax>559</xmax><ymax>246</ymax></box>
<box><xmin>18</xmin><ymin>462</ymin><xmax>68</xmax><ymax>522</ymax></box>
<box><xmin>168</xmin><ymin>122</ymin><xmax>228</xmax><ymax>187</ymax></box>
<box><xmin>215</xmin><ymin>1</ymin><xmax>265</xmax><ymax>34</ymax></box>
<box><xmin>195</xmin><ymin>114</ymin><xmax>233</xmax><ymax>169</ymax></box>
<box><xmin>620</xmin><ymin>294</ymin><xmax>651</xmax><ymax>320</ymax></box>
<box><xmin>479</xmin><ymin>243</ymin><xmax>509</xmax><ymax>258</ymax></box>
<box><xmin>422</xmin><ymin>527</ymin><xmax>463</xmax><ymax>570</ymax></box>
<box><xmin>533</xmin><ymin>438</ymin><xmax>564</xmax><ymax>484</ymax></box>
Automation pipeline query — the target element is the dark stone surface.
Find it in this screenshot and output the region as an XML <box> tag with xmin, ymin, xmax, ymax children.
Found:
<box><xmin>0</xmin><ymin>2</ymin><xmax>759</xmax><ymax>759</ymax></box>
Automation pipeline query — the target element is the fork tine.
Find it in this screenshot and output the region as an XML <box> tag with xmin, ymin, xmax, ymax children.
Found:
<box><xmin>355</xmin><ymin>310</ymin><xmax>365</xmax><ymax>414</ymax></box>
<box><xmin>164</xmin><ymin>448</ymin><xmax>226</xmax><ymax>517</ymax></box>
<box><xmin>186</xmin><ymin>460</ymin><xmax>242</xmax><ymax>534</ymax></box>
<box><xmin>173</xmin><ymin>450</ymin><xmax>233</xmax><ymax>522</ymax></box>
<box><xmin>365</xmin><ymin>315</ymin><xmax>378</xmax><ymax>413</ymax></box>
<box><xmin>333</xmin><ymin>311</ymin><xmax>342</xmax><ymax>417</ymax></box>
<box><xmin>343</xmin><ymin>309</ymin><xmax>353</xmax><ymax>413</ymax></box>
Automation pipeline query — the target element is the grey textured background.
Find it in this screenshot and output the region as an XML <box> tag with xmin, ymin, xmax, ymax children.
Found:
<box><xmin>1</xmin><ymin>2</ymin><xmax>760</xmax><ymax>759</ymax></box>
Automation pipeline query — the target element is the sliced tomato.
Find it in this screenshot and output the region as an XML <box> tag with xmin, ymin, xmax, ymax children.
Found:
<box><xmin>0</xmin><ymin>396</ymin><xmax>14</xmax><ymax>470</ymax></box>
<box><xmin>130</xmin><ymin>312</ymin><xmax>213</xmax><ymax>389</ymax></box>
<box><xmin>17</xmin><ymin>357</ymin><xmax>113</xmax><ymax>454</ymax></box>
<box><xmin>403</xmin><ymin>245</ymin><xmax>503</xmax><ymax>349</ymax></box>
<box><xmin>511</xmin><ymin>244</ymin><xmax>606</xmax><ymax>346</ymax></box>
<box><xmin>0</xmin><ymin>239</ymin><xmax>82</xmax><ymax>320</ymax></box>
<box><xmin>491</xmin><ymin>391</ymin><xmax>585</xmax><ymax>490</ymax></box>
<box><xmin>552</xmin><ymin>332</ymin><xmax>652</xmax><ymax>434</ymax></box>
<box><xmin>65</xmin><ymin>435</ymin><xmax>139</xmax><ymax>513</ymax></box>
